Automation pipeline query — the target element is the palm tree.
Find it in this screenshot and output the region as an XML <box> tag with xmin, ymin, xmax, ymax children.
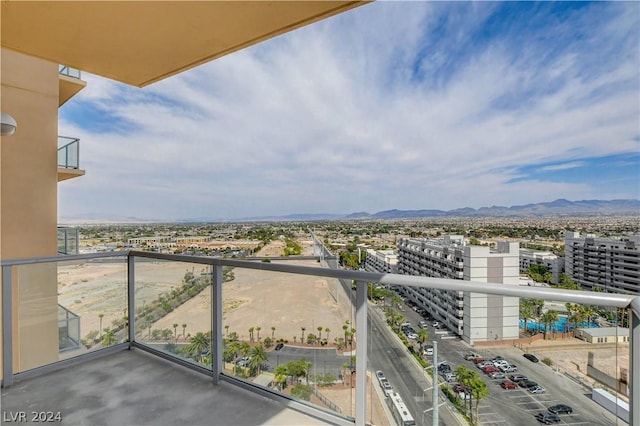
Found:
<box><xmin>540</xmin><ymin>310</ymin><xmax>558</xmax><ymax>339</ymax></box>
<box><xmin>228</xmin><ymin>341</ymin><xmax>240</xmax><ymax>363</ymax></box>
<box><xmin>224</xmin><ymin>324</ymin><xmax>229</xmax><ymax>337</ymax></box>
<box><xmin>301</xmin><ymin>327</ymin><xmax>306</xmax><ymax>343</ymax></box>
<box><xmin>181</xmin><ymin>323</ymin><xmax>187</xmax><ymax>339</ymax></box>
<box><xmin>342</xmin><ymin>323</ymin><xmax>349</xmax><ymax>343</ymax></box>
<box><xmin>274</xmin><ymin>365</ymin><xmax>288</xmax><ymax>391</ymax></box>
<box><xmin>249</xmin><ymin>344</ymin><xmax>268</xmax><ymax>375</ymax></box>
<box><xmin>248</xmin><ymin>326</ymin><xmax>254</xmax><ymax>342</ymax></box>
<box><xmin>417</xmin><ymin>329</ymin><xmax>429</xmax><ymax>349</ymax></box>
<box><xmin>324</xmin><ymin>327</ymin><xmax>330</xmax><ymax>344</ymax></box>
<box><xmin>470</xmin><ymin>376</ymin><xmax>489</xmax><ymax>421</ymax></box>
<box><xmin>185</xmin><ymin>332</ymin><xmax>211</xmax><ymax>361</ymax></box>
<box><xmin>240</xmin><ymin>342</ymin><xmax>251</xmax><ymax>360</ymax></box>
<box><xmin>455</xmin><ymin>365</ymin><xmax>477</xmax><ymax>419</ymax></box>
<box><xmin>98</xmin><ymin>313</ymin><xmax>104</xmax><ymax>336</ymax></box>
<box><xmin>350</xmin><ymin>327</ymin><xmax>356</xmax><ymax>347</ymax></box>
<box><xmin>271</xmin><ymin>326</ymin><xmax>276</xmax><ymax>339</ymax></box>
<box><xmin>317</xmin><ymin>326</ymin><xmax>323</xmax><ymax>342</ymax></box>
<box><xmin>173</xmin><ymin>323</ymin><xmax>179</xmax><ymax>342</ymax></box>
<box><xmin>256</xmin><ymin>326</ymin><xmax>261</xmax><ymax>341</ymax></box>
<box><xmin>520</xmin><ymin>299</ymin><xmax>535</xmax><ymax>334</ymax></box>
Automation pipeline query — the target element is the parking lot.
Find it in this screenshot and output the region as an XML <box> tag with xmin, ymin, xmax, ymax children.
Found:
<box><xmin>393</xmin><ymin>292</ymin><xmax>621</xmax><ymax>426</ymax></box>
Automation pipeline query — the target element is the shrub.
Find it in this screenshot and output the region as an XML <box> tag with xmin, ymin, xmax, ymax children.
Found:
<box><xmin>542</xmin><ymin>357</ymin><xmax>553</xmax><ymax>366</ymax></box>
<box><xmin>291</xmin><ymin>384</ymin><xmax>313</xmax><ymax>401</ymax></box>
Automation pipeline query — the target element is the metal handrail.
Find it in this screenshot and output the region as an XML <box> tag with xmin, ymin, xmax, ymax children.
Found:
<box><xmin>57</xmin><ymin>136</ymin><xmax>80</xmax><ymax>169</ymax></box>
<box><xmin>1</xmin><ymin>249</ymin><xmax>638</xmax><ymax>426</ymax></box>
<box><xmin>58</xmin><ymin>65</ymin><xmax>81</xmax><ymax>79</ymax></box>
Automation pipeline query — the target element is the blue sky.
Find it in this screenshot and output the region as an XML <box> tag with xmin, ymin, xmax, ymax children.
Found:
<box><xmin>58</xmin><ymin>1</ymin><xmax>639</xmax><ymax>221</ymax></box>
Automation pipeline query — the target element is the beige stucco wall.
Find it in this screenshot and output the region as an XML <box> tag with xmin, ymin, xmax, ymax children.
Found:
<box><xmin>1</xmin><ymin>47</ymin><xmax>60</xmax><ymax>375</ymax></box>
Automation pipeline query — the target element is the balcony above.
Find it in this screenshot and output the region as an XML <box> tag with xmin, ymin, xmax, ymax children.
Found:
<box><xmin>58</xmin><ymin>65</ymin><xmax>86</xmax><ymax>106</ymax></box>
<box><xmin>58</xmin><ymin>136</ymin><xmax>85</xmax><ymax>182</ymax></box>
<box><xmin>2</xmin><ymin>2</ymin><xmax>368</xmax><ymax>87</ymax></box>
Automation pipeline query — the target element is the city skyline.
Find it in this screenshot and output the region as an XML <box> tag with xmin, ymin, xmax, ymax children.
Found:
<box><xmin>58</xmin><ymin>2</ymin><xmax>640</xmax><ymax>221</ymax></box>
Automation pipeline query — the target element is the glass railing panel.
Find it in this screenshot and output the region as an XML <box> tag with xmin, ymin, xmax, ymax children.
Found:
<box><xmin>12</xmin><ymin>256</ymin><xmax>127</xmax><ymax>374</ymax></box>
<box><xmin>132</xmin><ymin>257</ymin><xmax>212</xmax><ymax>370</ymax></box>
<box><xmin>58</xmin><ymin>65</ymin><xmax>81</xmax><ymax>79</ymax></box>
<box><xmin>221</xmin><ymin>255</ymin><xmax>355</xmax><ymax>420</ymax></box>
<box><xmin>57</xmin><ymin>227</ymin><xmax>79</xmax><ymax>255</ymax></box>
<box><xmin>57</xmin><ymin>136</ymin><xmax>79</xmax><ymax>169</ymax></box>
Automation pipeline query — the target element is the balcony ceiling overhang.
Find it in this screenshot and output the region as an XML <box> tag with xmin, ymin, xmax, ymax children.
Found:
<box><xmin>1</xmin><ymin>1</ymin><xmax>368</xmax><ymax>87</ymax></box>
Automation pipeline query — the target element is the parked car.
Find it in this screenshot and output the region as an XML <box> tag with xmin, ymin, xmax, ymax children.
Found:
<box><xmin>529</xmin><ymin>386</ymin><xmax>546</xmax><ymax>394</ymax></box>
<box><xmin>453</xmin><ymin>384</ymin><xmax>471</xmax><ymax>393</ymax></box>
<box><xmin>520</xmin><ymin>380</ymin><xmax>539</xmax><ymax>389</ymax></box>
<box><xmin>438</xmin><ymin>362</ymin><xmax>452</xmax><ymax>373</ymax></box>
<box><xmin>501</xmin><ymin>380</ymin><xmax>518</xmax><ymax>389</ymax></box>
<box><xmin>477</xmin><ymin>361</ymin><xmax>493</xmax><ymax>369</ymax></box>
<box><xmin>274</xmin><ymin>342</ymin><xmax>284</xmax><ymax>351</ymax></box>
<box><xmin>463</xmin><ymin>352</ymin><xmax>481</xmax><ymax>361</ymax></box>
<box><xmin>493</xmin><ymin>359</ymin><xmax>509</xmax><ymax>368</ymax></box>
<box><xmin>473</xmin><ymin>358</ymin><xmax>486</xmax><ymax>364</ymax></box>
<box><xmin>443</xmin><ymin>372</ymin><xmax>456</xmax><ymax>383</ymax></box>
<box><xmin>376</xmin><ymin>370</ymin><xmax>385</xmax><ymax>380</ymax></box>
<box><xmin>548</xmin><ymin>404</ymin><xmax>573</xmax><ymax>414</ymax></box>
<box><xmin>535</xmin><ymin>412</ymin><xmax>561</xmax><ymax>424</ymax></box>
<box><xmin>235</xmin><ymin>356</ymin><xmax>251</xmax><ymax>367</ymax></box>
<box><xmin>423</xmin><ymin>345</ymin><xmax>434</xmax><ymax>356</ymax></box>
<box><xmin>500</xmin><ymin>364</ymin><xmax>517</xmax><ymax>373</ymax></box>
<box><xmin>419</xmin><ymin>320</ymin><xmax>429</xmax><ymax>329</ymax></box>
<box><xmin>406</xmin><ymin>332</ymin><xmax>418</xmax><ymax>340</ymax></box>
<box><xmin>524</xmin><ymin>353</ymin><xmax>539</xmax><ymax>363</ymax></box>
<box><xmin>509</xmin><ymin>374</ymin><xmax>528</xmax><ymax>382</ymax></box>
<box><xmin>483</xmin><ymin>365</ymin><xmax>500</xmax><ymax>374</ymax></box>
<box><xmin>489</xmin><ymin>372</ymin><xmax>505</xmax><ymax>379</ymax></box>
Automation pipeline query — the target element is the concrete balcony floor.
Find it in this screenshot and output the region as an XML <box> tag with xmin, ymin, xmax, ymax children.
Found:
<box><xmin>1</xmin><ymin>349</ymin><xmax>328</xmax><ymax>426</ymax></box>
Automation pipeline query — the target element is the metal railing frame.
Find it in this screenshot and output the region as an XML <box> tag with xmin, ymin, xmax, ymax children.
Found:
<box><xmin>58</xmin><ymin>65</ymin><xmax>81</xmax><ymax>79</ymax></box>
<box><xmin>57</xmin><ymin>136</ymin><xmax>80</xmax><ymax>169</ymax></box>
<box><xmin>1</xmin><ymin>249</ymin><xmax>639</xmax><ymax>425</ymax></box>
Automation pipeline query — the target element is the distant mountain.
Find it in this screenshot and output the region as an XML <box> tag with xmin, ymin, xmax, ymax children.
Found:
<box><xmin>64</xmin><ymin>199</ymin><xmax>639</xmax><ymax>223</ymax></box>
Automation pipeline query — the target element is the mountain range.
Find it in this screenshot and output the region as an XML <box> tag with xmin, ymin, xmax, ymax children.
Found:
<box><xmin>60</xmin><ymin>199</ymin><xmax>639</xmax><ymax>224</ymax></box>
<box><xmin>232</xmin><ymin>199</ymin><xmax>639</xmax><ymax>222</ymax></box>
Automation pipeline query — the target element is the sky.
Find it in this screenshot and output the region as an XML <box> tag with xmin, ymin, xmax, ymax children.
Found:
<box><xmin>58</xmin><ymin>1</ymin><xmax>640</xmax><ymax>221</ymax></box>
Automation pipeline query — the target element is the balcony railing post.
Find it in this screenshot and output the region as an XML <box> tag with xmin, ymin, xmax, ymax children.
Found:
<box><xmin>631</xmin><ymin>300</ymin><xmax>640</xmax><ymax>426</ymax></box>
<box><xmin>212</xmin><ymin>265</ymin><xmax>223</xmax><ymax>384</ymax></box>
<box><xmin>355</xmin><ymin>279</ymin><xmax>367</xmax><ymax>426</ymax></box>
<box><xmin>2</xmin><ymin>265</ymin><xmax>14</xmax><ymax>387</ymax></box>
<box><xmin>127</xmin><ymin>255</ymin><xmax>135</xmax><ymax>345</ymax></box>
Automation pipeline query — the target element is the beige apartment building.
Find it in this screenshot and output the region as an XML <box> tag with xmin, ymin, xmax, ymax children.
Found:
<box><xmin>397</xmin><ymin>236</ymin><xmax>520</xmax><ymax>344</ymax></box>
<box><xmin>1</xmin><ymin>0</ymin><xmax>365</xmax><ymax>381</ymax></box>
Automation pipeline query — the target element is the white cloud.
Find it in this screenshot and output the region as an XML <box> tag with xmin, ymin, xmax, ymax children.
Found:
<box><xmin>58</xmin><ymin>2</ymin><xmax>640</xmax><ymax>219</ymax></box>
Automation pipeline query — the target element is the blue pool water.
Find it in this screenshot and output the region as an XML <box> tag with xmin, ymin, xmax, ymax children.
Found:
<box><xmin>520</xmin><ymin>315</ymin><xmax>600</xmax><ymax>333</ymax></box>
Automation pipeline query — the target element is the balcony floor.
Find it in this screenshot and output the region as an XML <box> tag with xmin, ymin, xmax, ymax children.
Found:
<box><xmin>1</xmin><ymin>349</ymin><xmax>328</xmax><ymax>425</ymax></box>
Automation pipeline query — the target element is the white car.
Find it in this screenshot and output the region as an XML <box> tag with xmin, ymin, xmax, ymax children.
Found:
<box><xmin>423</xmin><ymin>346</ymin><xmax>434</xmax><ymax>356</ymax></box>
<box><xmin>529</xmin><ymin>386</ymin><xmax>546</xmax><ymax>394</ymax></box>
<box><xmin>406</xmin><ymin>332</ymin><xmax>418</xmax><ymax>340</ymax></box>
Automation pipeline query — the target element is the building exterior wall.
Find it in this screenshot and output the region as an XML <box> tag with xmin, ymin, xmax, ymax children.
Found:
<box><xmin>565</xmin><ymin>232</ymin><xmax>640</xmax><ymax>295</ymax></box>
<box><xmin>519</xmin><ymin>248</ymin><xmax>564</xmax><ymax>284</ymax></box>
<box><xmin>397</xmin><ymin>236</ymin><xmax>520</xmax><ymax>344</ymax></box>
<box><xmin>1</xmin><ymin>48</ymin><xmax>61</xmax><ymax>374</ymax></box>
<box><xmin>364</xmin><ymin>249</ymin><xmax>398</xmax><ymax>274</ymax></box>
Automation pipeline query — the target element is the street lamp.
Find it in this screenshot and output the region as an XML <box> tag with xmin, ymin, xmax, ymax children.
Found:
<box><xmin>1</xmin><ymin>113</ymin><xmax>18</xmax><ymax>136</ymax></box>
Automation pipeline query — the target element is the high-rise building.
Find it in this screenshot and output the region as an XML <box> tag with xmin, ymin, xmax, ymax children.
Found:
<box><xmin>364</xmin><ymin>249</ymin><xmax>398</xmax><ymax>274</ymax></box>
<box><xmin>565</xmin><ymin>232</ymin><xmax>640</xmax><ymax>295</ymax></box>
<box><xmin>397</xmin><ymin>236</ymin><xmax>520</xmax><ymax>344</ymax></box>
<box><xmin>519</xmin><ymin>248</ymin><xmax>564</xmax><ymax>284</ymax></box>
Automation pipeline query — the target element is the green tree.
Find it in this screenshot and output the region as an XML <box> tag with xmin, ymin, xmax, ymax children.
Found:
<box><xmin>324</xmin><ymin>327</ymin><xmax>330</xmax><ymax>343</ymax></box>
<box><xmin>101</xmin><ymin>328</ymin><xmax>116</xmax><ymax>347</ymax></box>
<box><xmin>317</xmin><ymin>326</ymin><xmax>323</xmax><ymax>342</ymax></box>
<box><xmin>184</xmin><ymin>332</ymin><xmax>211</xmax><ymax>361</ymax></box>
<box><xmin>173</xmin><ymin>323</ymin><xmax>179</xmax><ymax>342</ymax></box>
<box><xmin>256</xmin><ymin>326</ymin><xmax>261</xmax><ymax>341</ymax></box>
<box><xmin>470</xmin><ymin>377</ymin><xmax>489</xmax><ymax>421</ymax></box>
<box><xmin>520</xmin><ymin>299</ymin><xmax>535</xmax><ymax>334</ymax></box>
<box><xmin>249</xmin><ymin>344</ymin><xmax>268</xmax><ymax>375</ymax></box>
<box><xmin>540</xmin><ymin>310</ymin><xmax>559</xmax><ymax>338</ymax></box>
<box><xmin>417</xmin><ymin>329</ymin><xmax>429</xmax><ymax>349</ymax></box>
<box><xmin>248</xmin><ymin>326</ymin><xmax>254</xmax><ymax>342</ymax></box>
<box><xmin>271</xmin><ymin>326</ymin><xmax>276</xmax><ymax>339</ymax></box>
<box><xmin>291</xmin><ymin>384</ymin><xmax>313</xmax><ymax>401</ymax></box>
<box><xmin>182</xmin><ymin>323</ymin><xmax>187</xmax><ymax>338</ymax></box>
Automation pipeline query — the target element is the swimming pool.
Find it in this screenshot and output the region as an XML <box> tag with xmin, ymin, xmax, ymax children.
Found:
<box><xmin>519</xmin><ymin>315</ymin><xmax>600</xmax><ymax>333</ymax></box>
